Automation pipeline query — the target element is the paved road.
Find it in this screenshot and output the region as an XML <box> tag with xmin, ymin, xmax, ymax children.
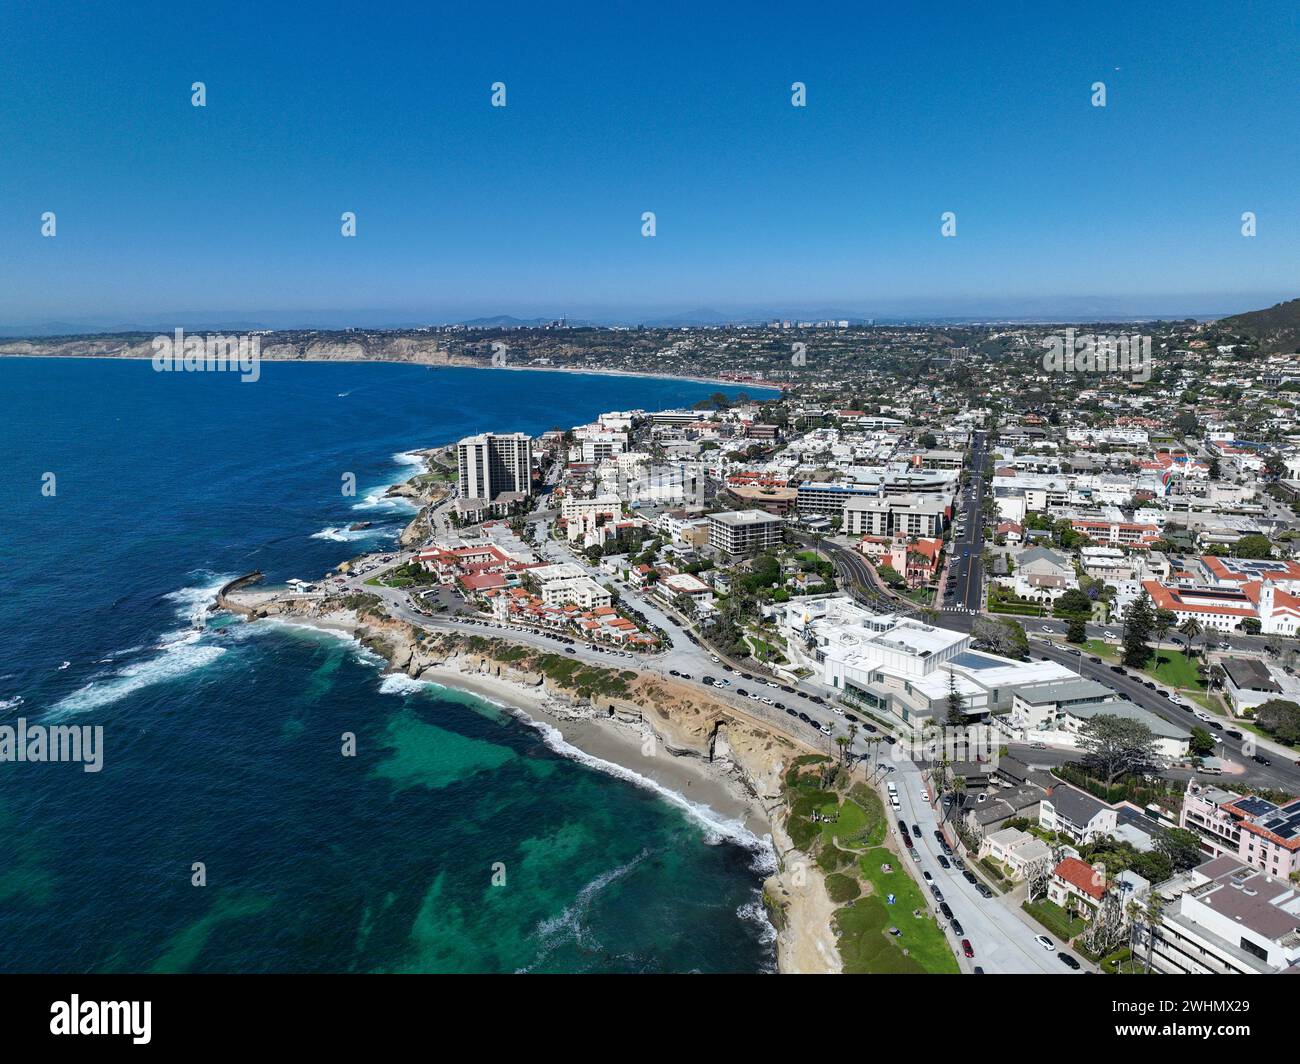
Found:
<box><xmin>949</xmin><ymin>429</ymin><xmax>991</xmax><ymax>611</ymax></box>
<box><xmin>889</xmin><ymin>755</ymin><xmax>1083</xmax><ymax>974</ymax></box>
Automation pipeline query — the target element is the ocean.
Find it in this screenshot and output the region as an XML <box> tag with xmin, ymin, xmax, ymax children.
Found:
<box><xmin>0</xmin><ymin>357</ymin><xmax>777</xmax><ymax>974</ymax></box>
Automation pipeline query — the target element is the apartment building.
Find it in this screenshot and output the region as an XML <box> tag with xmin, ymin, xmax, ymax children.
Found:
<box><xmin>842</xmin><ymin>494</ymin><xmax>947</xmax><ymax>537</ymax></box>
<box><xmin>529</xmin><ymin>563</ymin><xmax>613</xmax><ymax>610</ymax></box>
<box><xmin>1179</xmin><ymin>782</ymin><xmax>1300</xmax><ymax>879</ymax></box>
<box><xmin>707</xmin><ymin>509</ymin><xmax>784</xmax><ymax>555</ymax></box>
<box><xmin>457</xmin><ymin>432</ymin><xmax>533</xmax><ymax>503</ymax></box>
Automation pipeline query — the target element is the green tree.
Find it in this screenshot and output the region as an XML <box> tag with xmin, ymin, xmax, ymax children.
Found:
<box><xmin>945</xmin><ymin>670</ymin><xmax>966</xmax><ymax>726</ymax></box>
<box><xmin>1177</xmin><ymin>616</ymin><xmax>1202</xmax><ymax>659</ymax></box>
<box><xmin>1254</xmin><ymin>699</ymin><xmax>1300</xmax><ymax>744</ymax></box>
<box><xmin>1066</xmin><ymin>614</ymin><xmax>1087</xmax><ymax>643</ymax></box>
<box><xmin>1155</xmin><ymin>828</ymin><xmax>1206</xmax><ymax>873</ymax></box>
<box><xmin>1053</xmin><ymin>587</ymin><xmax>1093</xmax><ymax>618</ymax></box>
<box><xmin>1188</xmin><ymin>726</ymin><xmax>1215</xmax><ymax>757</ymax></box>
<box><xmin>1121</xmin><ymin>591</ymin><xmax>1155</xmax><ymax>668</ymax></box>
<box><xmin>1233</xmin><ymin>534</ymin><xmax>1273</xmax><ymax>560</ymax></box>
<box><xmin>1077</xmin><ymin>713</ymin><xmax>1158</xmax><ymax>786</ymax></box>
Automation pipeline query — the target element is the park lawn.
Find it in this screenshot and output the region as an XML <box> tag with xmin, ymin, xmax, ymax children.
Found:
<box><xmin>1079</xmin><ymin>639</ymin><xmax>1118</xmax><ymax>660</ymax></box>
<box><xmin>1022</xmin><ymin>899</ymin><xmax>1087</xmax><ymax>942</ymax></box>
<box><xmin>1144</xmin><ymin>650</ymin><xmax>1206</xmax><ymax>691</ymax></box>
<box><xmin>834</xmin><ymin>851</ymin><xmax>958</xmax><ymax>974</ymax></box>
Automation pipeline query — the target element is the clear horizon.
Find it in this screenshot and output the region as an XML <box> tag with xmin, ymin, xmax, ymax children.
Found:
<box><xmin>1</xmin><ymin>2</ymin><xmax>1297</xmax><ymax>324</ymax></box>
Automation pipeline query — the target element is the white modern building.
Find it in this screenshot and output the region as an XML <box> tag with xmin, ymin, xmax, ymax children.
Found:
<box><xmin>707</xmin><ymin>509</ymin><xmax>784</xmax><ymax>555</ymax></box>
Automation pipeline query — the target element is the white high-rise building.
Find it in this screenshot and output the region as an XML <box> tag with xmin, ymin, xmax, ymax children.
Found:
<box><xmin>457</xmin><ymin>432</ymin><xmax>533</xmax><ymax>501</ymax></box>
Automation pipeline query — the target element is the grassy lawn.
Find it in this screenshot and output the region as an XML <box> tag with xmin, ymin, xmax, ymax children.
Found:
<box><xmin>1143</xmin><ymin>650</ymin><xmax>1206</xmax><ymax>692</ymax></box>
<box><xmin>834</xmin><ymin>850</ymin><xmax>960</xmax><ymax>974</ymax></box>
<box><xmin>1022</xmin><ymin>899</ymin><xmax>1087</xmax><ymax>942</ymax></box>
<box><xmin>781</xmin><ymin>766</ymin><xmax>955</xmax><ymax>972</ymax></box>
<box><xmin>1078</xmin><ymin>638</ymin><xmax>1118</xmax><ymax>660</ymax></box>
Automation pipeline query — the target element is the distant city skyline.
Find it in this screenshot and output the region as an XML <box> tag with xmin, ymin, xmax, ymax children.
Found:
<box><xmin>1</xmin><ymin>2</ymin><xmax>1296</xmax><ymax>325</ymax></box>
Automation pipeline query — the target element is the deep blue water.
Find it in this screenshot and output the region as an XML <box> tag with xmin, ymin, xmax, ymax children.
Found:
<box><xmin>0</xmin><ymin>357</ymin><xmax>776</xmax><ymax>973</ymax></box>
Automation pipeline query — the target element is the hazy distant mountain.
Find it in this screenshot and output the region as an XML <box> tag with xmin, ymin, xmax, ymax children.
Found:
<box><xmin>1216</xmin><ymin>297</ymin><xmax>1300</xmax><ymax>353</ymax></box>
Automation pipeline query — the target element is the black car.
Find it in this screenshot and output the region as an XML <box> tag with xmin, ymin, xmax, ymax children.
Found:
<box><xmin>974</xmin><ymin>883</ymin><xmax>993</xmax><ymax>899</ymax></box>
<box><xmin>932</xmin><ymin>829</ymin><xmax>944</xmax><ymax>843</ymax></box>
<box><xmin>1110</xmin><ymin>665</ymin><xmax>1125</xmax><ymax>674</ymax></box>
<box><xmin>897</xmin><ymin>819</ymin><xmax>909</xmax><ymax>835</ymax></box>
<box><xmin>702</xmin><ymin>676</ymin><xmax>715</xmax><ymax>685</ymax></box>
<box><xmin>930</xmin><ymin>885</ymin><xmax>944</xmax><ymax>902</ymax></box>
<box><xmin>785</xmin><ymin>707</ymin><xmax>797</xmax><ymax>716</ymax></box>
<box><xmin>949</xmin><ymin>918</ymin><xmax>963</xmax><ymax>936</ymax></box>
<box><xmin>741</xmin><ymin>673</ymin><xmax>754</xmax><ymax>681</ymax></box>
<box><xmin>911</xmin><ymin>823</ymin><xmax>922</xmax><ymax>837</ymax></box>
<box><xmin>669</xmin><ymin>669</ymin><xmax>680</xmax><ymax>676</ymax></box>
<box><xmin>736</xmin><ymin>688</ymin><xmax>749</xmax><ymax>697</ymax></box>
<box><xmin>1208</xmin><ymin>720</ymin><xmax>1223</xmax><ymax>731</ymax></box>
<box><xmin>844</xmin><ymin>712</ymin><xmax>858</xmax><ymax>722</ymax></box>
<box><xmin>962</xmin><ymin>870</ymin><xmax>978</xmax><ymax>885</ymax></box>
<box><xmin>1088</xmin><ymin>656</ymin><xmax>1102</xmax><ymax>664</ymax></box>
<box><xmin>939</xmin><ymin>902</ymin><xmax>953</xmax><ymax>920</ymax></box>
<box><xmin>798</xmin><ymin>712</ymin><xmax>811</xmax><ymax>724</ymax></box>
<box><xmin>1254</xmin><ymin>754</ymin><xmax>1273</xmax><ymax>766</ymax></box>
<box><xmin>1058</xmin><ymin>953</ymin><xmax>1081</xmax><ymax>970</ymax></box>
<box><xmin>971</xmin><ymin>964</ymin><xmax>983</xmax><ymax>973</ymax></box>
<box><xmin>1226</xmin><ymin>729</ymin><xmax>1243</xmax><ymax>740</ymax></box>
<box><xmin>936</xmin><ymin>855</ymin><xmax>951</xmax><ymax>869</ymax></box>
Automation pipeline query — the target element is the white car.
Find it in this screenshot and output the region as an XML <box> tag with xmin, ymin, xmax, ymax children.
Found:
<box><xmin>1034</xmin><ymin>934</ymin><xmax>1056</xmax><ymax>952</ymax></box>
<box><xmin>710</xmin><ymin>655</ymin><xmax>720</xmax><ymax>663</ymax></box>
<box><xmin>832</xmin><ymin>707</ymin><xmax>844</xmax><ymax>716</ymax></box>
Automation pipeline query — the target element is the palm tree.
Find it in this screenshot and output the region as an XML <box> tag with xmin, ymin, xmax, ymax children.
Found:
<box><xmin>947</xmin><ymin>775</ymin><xmax>966</xmax><ymax>823</ymax></box>
<box><xmin>1178</xmin><ymin>617</ymin><xmax>1202</xmax><ymax>659</ymax></box>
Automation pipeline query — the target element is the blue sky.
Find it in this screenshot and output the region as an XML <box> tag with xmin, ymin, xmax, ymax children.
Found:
<box><xmin>1</xmin><ymin>1</ymin><xmax>1297</xmax><ymax>324</ymax></box>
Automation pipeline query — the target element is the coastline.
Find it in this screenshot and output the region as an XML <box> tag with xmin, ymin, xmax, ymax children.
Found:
<box><xmin>249</xmin><ymin>605</ymin><xmax>838</xmax><ymax>974</ymax></box>
<box><xmin>0</xmin><ymin>350</ymin><xmax>781</xmax><ymax>395</ymax></box>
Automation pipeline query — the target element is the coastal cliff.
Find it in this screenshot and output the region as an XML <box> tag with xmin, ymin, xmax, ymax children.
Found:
<box><xmin>226</xmin><ymin>589</ymin><xmax>840</xmax><ymax>973</ymax></box>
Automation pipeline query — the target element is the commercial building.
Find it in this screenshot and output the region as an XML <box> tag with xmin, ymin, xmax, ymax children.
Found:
<box><xmin>842</xmin><ymin>494</ymin><xmax>947</xmax><ymax>537</ymax></box>
<box><xmin>1143</xmin><ymin>856</ymin><xmax>1300</xmax><ymax>974</ymax></box>
<box><xmin>707</xmin><ymin>509</ymin><xmax>784</xmax><ymax>555</ymax></box>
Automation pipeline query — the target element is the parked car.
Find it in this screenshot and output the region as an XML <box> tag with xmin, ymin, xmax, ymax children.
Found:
<box><xmin>950</xmin><ymin>918</ymin><xmax>964</xmax><ymax>936</ymax></box>
<box><xmin>1058</xmin><ymin>953</ymin><xmax>1081</xmax><ymax>970</ymax></box>
<box><xmin>962</xmin><ymin>870</ymin><xmax>977</xmax><ymax>885</ymax></box>
<box><xmin>1034</xmin><ymin>934</ymin><xmax>1056</xmax><ymax>952</ymax></box>
<box><xmin>962</xmin><ymin>939</ymin><xmax>974</xmax><ymax>959</ymax></box>
<box><xmin>974</xmin><ymin>883</ymin><xmax>993</xmax><ymax>899</ymax></box>
<box><xmin>936</xmin><ymin>855</ymin><xmax>951</xmax><ymax>869</ymax></box>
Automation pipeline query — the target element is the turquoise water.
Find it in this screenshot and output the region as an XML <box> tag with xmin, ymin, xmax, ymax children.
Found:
<box><xmin>0</xmin><ymin>357</ymin><xmax>776</xmax><ymax>973</ymax></box>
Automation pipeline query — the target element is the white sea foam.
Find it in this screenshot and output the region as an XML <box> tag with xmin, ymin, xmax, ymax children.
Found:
<box><xmin>0</xmin><ymin>695</ymin><xmax>25</xmax><ymax>713</ymax></box>
<box><xmin>391</xmin><ymin>450</ymin><xmax>426</xmax><ymax>467</ymax></box>
<box><xmin>310</xmin><ymin>525</ymin><xmax>393</xmax><ymax>542</ymax></box>
<box><xmin>518</xmin><ymin>850</ymin><xmax>651</xmax><ymax>971</ymax></box>
<box><xmin>377</xmin><ymin>672</ymin><xmax>430</xmax><ymax>696</ymax></box>
<box><xmin>47</xmin><ymin>641</ymin><xmax>226</xmax><ymax>717</ymax></box>
<box><xmin>524</xmin><ymin>717</ymin><xmax>777</xmax><ymax>872</ymax></box>
<box><xmin>736</xmin><ymin>894</ymin><xmax>780</xmax><ymax>952</ymax></box>
<box><xmin>45</xmin><ymin>576</ymin><xmax>233</xmax><ymax>718</ymax></box>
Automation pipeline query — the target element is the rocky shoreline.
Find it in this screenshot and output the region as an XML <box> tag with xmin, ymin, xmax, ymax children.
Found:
<box><xmin>226</xmin><ymin>590</ymin><xmax>840</xmax><ymax>973</ymax></box>
<box><xmin>213</xmin><ymin>443</ymin><xmax>839</xmax><ymax>972</ymax></box>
